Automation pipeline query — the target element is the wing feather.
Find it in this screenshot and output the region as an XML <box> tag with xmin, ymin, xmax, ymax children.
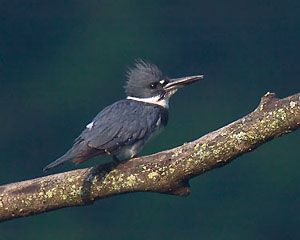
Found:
<box><xmin>77</xmin><ymin>100</ymin><xmax>167</xmax><ymax>153</ymax></box>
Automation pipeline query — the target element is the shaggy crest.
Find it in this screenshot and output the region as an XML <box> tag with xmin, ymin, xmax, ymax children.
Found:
<box><xmin>125</xmin><ymin>60</ymin><xmax>164</xmax><ymax>98</ymax></box>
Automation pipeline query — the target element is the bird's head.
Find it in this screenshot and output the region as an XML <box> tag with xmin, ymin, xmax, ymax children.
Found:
<box><xmin>125</xmin><ymin>60</ymin><xmax>203</xmax><ymax>107</ymax></box>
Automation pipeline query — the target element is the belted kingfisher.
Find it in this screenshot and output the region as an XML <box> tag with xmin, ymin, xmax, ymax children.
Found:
<box><xmin>43</xmin><ymin>60</ymin><xmax>203</xmax><ymax>171</ymax></box>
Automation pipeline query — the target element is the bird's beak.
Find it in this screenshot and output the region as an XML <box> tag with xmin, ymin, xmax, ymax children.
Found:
<box><xmin>163</xmin><ymin>75</ymin><xmax>204</xmax><ymax>91</ymax></box>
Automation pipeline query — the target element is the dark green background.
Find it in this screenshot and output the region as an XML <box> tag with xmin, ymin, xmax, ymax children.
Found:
<box><xmin>1</xmin><ymin>1</ymin><xmax>300</xmax><ymax>239</ymax></box>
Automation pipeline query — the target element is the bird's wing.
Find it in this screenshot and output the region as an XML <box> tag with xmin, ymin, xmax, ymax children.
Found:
<box><xmin>77</xmin><ymin>100</ymin><xmax>165</xmax><ymax>152</ymax></box>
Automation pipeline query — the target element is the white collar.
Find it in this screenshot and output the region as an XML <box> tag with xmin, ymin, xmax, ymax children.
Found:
<box><xmin>127</xmin><ymin>96</ymin><xmax>169</xmax><ymax>108</ymax></box>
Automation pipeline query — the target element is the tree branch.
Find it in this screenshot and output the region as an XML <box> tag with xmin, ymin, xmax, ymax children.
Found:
<box><xmin>1</xmin><ymin>92</ymin><xmax>300</xmax><ymax>222</ymax></box>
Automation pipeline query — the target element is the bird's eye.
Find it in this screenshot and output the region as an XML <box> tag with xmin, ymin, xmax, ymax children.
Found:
<box><xmin>150</xmin><ymin>82</ymin><xmax>158</xmax><ymax>89</ymax></box>
<box><xmin>150</xmin><ymin>79</ymin><xmax>168</xmax><ymax>89</ymax></box>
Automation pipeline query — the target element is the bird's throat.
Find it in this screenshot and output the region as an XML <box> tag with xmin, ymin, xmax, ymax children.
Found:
<box><xmin>127</xmin><ymin>95</ymin><xmax>169</xmax><ymax>108</ymax></box>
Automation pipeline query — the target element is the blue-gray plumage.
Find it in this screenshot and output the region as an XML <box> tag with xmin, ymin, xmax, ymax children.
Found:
<box><xmin>43</xmin><ymin>60</ymin><xmax>203</xmax><ymax>171</ymax></box>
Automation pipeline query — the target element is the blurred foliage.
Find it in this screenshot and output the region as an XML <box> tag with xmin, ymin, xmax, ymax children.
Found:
<box><xmin>0</xmin><ymin>0</ymin><xmax>300</xmax><ymax>239</ymax></box>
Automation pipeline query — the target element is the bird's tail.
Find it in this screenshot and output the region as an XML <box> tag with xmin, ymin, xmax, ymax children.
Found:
<box><xmin>43</xmin><ymin>153</ymin><xmax>73</xmax><ymax>172</ymax></box>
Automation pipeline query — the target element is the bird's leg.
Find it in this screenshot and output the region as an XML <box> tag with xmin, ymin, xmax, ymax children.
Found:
<box><xmin>112</xmin><ymin>155</ymin><xmax>121</xmax><ymax>163</ymax></box>
<box><xmin>105</xmin><ymin>149</ymin><xmax>121</xmax><ymax>164</ymax></box>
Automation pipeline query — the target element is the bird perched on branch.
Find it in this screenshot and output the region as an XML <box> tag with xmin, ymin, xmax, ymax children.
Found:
<box><xmin>43</xmin><ymin>60</ymin><xmax>203</xmax><ymax>171</ymax></box>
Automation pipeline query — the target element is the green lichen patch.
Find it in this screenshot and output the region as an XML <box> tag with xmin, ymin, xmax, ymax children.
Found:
<box><xmin>148</xmin><ymin>172</ymin><xmax>159</xmax><ymax>180</ymax></box>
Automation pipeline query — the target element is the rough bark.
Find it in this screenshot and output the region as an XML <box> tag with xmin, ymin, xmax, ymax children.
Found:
<box><xmin>0</xmin><ymin>92</ymin><xmax>299</xmax><ymax>222</ymax></box>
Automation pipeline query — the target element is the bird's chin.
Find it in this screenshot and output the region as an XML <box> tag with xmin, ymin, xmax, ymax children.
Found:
<box><xmin>158</xmin><ymin>89</ymin><xmax>177</xmax><ymax>101</ymax></box>
<box><xmin>158</xmin><ymin>88</ymin><xmax>178</xmax><ymax>101</ymax></box>
<box><xmin>165</xmin><ymin>89</ymin><xmax>178</xmax><ymax>99</ymax></box>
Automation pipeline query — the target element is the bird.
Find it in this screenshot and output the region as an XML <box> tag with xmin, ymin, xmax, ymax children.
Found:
<box><xmin>43</xmin><ymin>60</ymin><xmax>203</xmax><ymax>171</ymax></box>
